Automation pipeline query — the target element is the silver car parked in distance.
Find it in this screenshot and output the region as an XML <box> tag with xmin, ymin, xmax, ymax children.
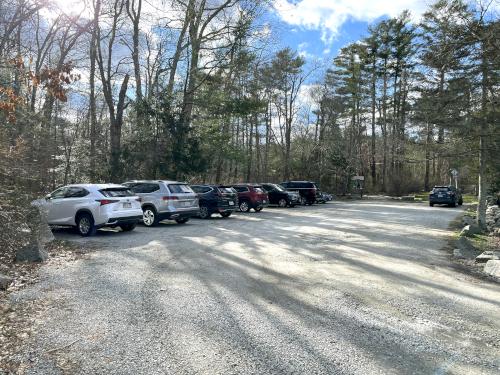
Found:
<box><xmin>122</xmin><ymin>180</ymin><xmax>199</xmax><ymax>226</ymax></box>
<box><xmin>44</xmin><ymin>184</ymin><xmax>143</xmax><ymax>236</ymax></box>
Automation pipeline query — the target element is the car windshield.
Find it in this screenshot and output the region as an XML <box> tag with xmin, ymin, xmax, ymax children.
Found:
<box><xmin>100</xmin><ymin>188</ymin><xmax>134</xmax><ymax>197</ymax></box>
<box><xmin>433</xmin><ymin>187</ymin><xmax>450</xmax><ymax>192</ymax></box>
<box><xmin>168</xmin><ymin>184</ymin><xmax>193</xmax><ymax>194</ymax></box>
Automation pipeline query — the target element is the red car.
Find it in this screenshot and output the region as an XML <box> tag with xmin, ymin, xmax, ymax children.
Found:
<box><xmin>231</xmin><ymin>184</ymin><xmax>269</xmax><ymax>212</ymax></box>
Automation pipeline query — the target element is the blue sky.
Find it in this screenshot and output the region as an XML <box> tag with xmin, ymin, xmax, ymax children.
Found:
<box><xmin>266</xmin><ymin>0</ymin><xmax>430</xmax><ymax>69</ymax></box>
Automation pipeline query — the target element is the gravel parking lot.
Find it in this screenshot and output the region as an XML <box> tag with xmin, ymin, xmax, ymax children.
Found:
<box><xmin>10</xmin><ymin>201</ymin><xmax>500</xmax><ymax>374</ymax></box>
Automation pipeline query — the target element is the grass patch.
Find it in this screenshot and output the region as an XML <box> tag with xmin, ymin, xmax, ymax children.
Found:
<box><xmin>468</xmin><ymin>233</ymin><xmax>490</xmax><ymax>252</ymax></box>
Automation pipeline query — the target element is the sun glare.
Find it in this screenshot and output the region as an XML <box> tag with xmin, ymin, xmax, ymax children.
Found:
<box><xmin>50</xmin><ymin>0</ymin><xmax>90</xmax><ymax>17</ymax></box>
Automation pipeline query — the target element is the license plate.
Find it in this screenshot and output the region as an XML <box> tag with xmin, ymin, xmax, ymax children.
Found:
<box><xmin>182</xmin><ymin>201</ymin><xmax>191</xmax><ymax>207</ymax></box>
<box><xmin>229</xmin><ymin>201</ymin><xmax>234</xmax><ymax>206</ymax></box>
<box><xmin>123</xmin><ymin>202</ymin><xmax>132</xmax><ymax>208</ymax></box>
<box><xmin>438</xmin><ymin>194</ymin><xmax>443</xmax><ymax>198</ymax></box>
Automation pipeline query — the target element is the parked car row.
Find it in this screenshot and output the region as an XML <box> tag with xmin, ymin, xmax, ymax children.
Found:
<box><xmin>41</xmin><ymin>180</ymin><xmax>332</xmax><ymax>236</ymax></box>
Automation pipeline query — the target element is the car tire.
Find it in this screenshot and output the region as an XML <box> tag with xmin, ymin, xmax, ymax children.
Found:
<box><xmin>220</xmin><ymin>212</ymin><xmax>232</xmax><ymax>218</ymax></box>
<box><xmin>450</xmin><ymin>201</ymin><xmax>456</xmax><ymax>208</ymax></box>
<box><xmin>239</xmin><ymin>201</ymin><xmax>250</xmax><ymax>212</ymax></box>
<box><xmin>254</xmin><ymin>207</ymin><xmax>263</xmax><ymax>212</ymax></box>
<box><xmin>76</xmin><ymin>212</ymin><xmax>96</xmax><ymax>237</ymax></box>
<box><xmin>199</xmin><ymin>205</ymin><xmax>211</xmax><ymax>219</ymax></box>
<box><xmin>120</xmin><ymin>223</ymin><xmax>137</xmax><ymax>232</ymax></box>
<box><xmin>142</xmin><ymin>206</ymin><xmax>159</xmax><ymax>227</ymax></box>
<box><xmin>175</xmin><ymin>218</ymin><xmax>189</xmax><ymax>224</ymax></box>
<box><xmin>429</xmin><ymin>202</ymin><xmax>434</xmax><ymax>207</ymax></box>
<box><xmin>278</xmin><ymin>198</ymin><xmax>288</xmax><ymax>208</ymax></box>
<box><xmin>458</xmin><ymin>199</ymin><xmax>463</xmax><ymax>206</ymax></box>
<box><xmin>300</xmin><ymin>197</ymin><xmax>307</xmax><ymax>205</ymax></box>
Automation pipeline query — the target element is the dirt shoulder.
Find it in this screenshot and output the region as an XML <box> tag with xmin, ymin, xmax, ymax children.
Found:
<box><xmin>0</xmin><ymin>240</ymin><xmax>94</xmax><ymax>373</ymax></box>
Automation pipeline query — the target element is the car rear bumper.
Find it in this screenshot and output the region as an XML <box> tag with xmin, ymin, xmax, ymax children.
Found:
<box><xmin>430</xmin><ymin>196</ymin><xmax>455</xmax><ymax>204</ymax></box>
<box><xmin>101</xmin><ymin>215</ymin><xmax>142</xmax><ymax>228</ymax></box>
<box><xmin>158</xmin><ymin>209</ymin><xmax>200</xmax><ymax>221</ymax></box>
<box><xmin>215</xmin><ymin>204</ymin><xmax>237</xmax><ymax>213</ymax></box>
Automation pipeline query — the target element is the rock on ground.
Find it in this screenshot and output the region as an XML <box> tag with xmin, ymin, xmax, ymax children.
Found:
<box><xmin>14</xmin><ymin>242</ymin><xmax>48</xmax><ymax>263</ymax></box>
<box><xmin>484</xmin><ymin>260</ymin><xmax>500</xmax><ymax>278</ymax></box>
<box><xmin>456</xmin><ymin>236</ymin><xmax>478</xmax><ymax>255</ymax></box>
<box><xmin>475</xmin><ymin>251</ymin><xmax>500</xmax><ymax>264</ymax></box>
<box><xmin>0</xmin><ymin>273</ymin><xmax>12</xmax><ymax>290</ymax></box>
<box><xmin>460</xmin><ymin>224</ymin><xmax>481</xmax><ymax>237</ymax></box>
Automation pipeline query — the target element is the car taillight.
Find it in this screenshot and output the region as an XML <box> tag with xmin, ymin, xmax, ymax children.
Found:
<box><xmin>163</xmin><ymin>196</ymin><xmax>179</xmax><ymax>200</ymax></box>
<box><xmin>136</xmin><ymin>197</ymin><xmax>142</xmax><ymax>202</ymax></box>
<box><xmin>96</xmin><ymin>199</ymin><xmax>119</xmax><ymax>206</ymax></box>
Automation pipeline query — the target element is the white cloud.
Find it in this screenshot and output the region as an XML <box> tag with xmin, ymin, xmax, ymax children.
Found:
<box><xmin>273</xmin><ymin>0</ymin><xmax>429</xmax><ymax>43</ymax></box>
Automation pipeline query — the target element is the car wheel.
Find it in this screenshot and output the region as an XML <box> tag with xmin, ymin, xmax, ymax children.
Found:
<box><xmin>142</xmin><ymin>206</ymin><xmax>159</xmax><ymax>227</ymax></box>
<box><xmin>429</xmin><ymin>202</ymin><xmax>434</xmax><ymax>207</ymax></box>
<box><xmin>239</xmin><ymin>201</ymin><xmax>250</xmax><ymax>212</ymax></box>
<box><xmin>220</xmin><ymin>212</ymin><xmax>232</xmax><ymax>218</ymax></box>
<box><xmin>120</xmin><ymin>223</ymin><xmax>136</xmax><ymax>232</ymax></box>
<box><xmin>175</xmin><ymin>218</ymin><xmax>189</xmax><ymax>224</ymax></box>
<box><xmin>199</xmin><ymin>206</ymin><xmax>211</xmax><ymax>219</ymax></box>
<box><xmin>300</xmin><ymin>197</ymin><xmax>307</xmax><ymax>205</ymax></box>
<box><xmin>450</xmin><ymin>201</ymin><xmax>456</xmax><ymax>208</ymax></box>
<box><xmin>255</xmin><ymin>207</ymin><xmax>263</xmax><ymax>212</ymax></box>
<box><xmin>458</xmin><ymin>199</ymin><xmax>463</xmax><ymax>206</ymax></box>
<box><xmin>76</xmin><ymin>213</ymin><xmax>96</xmax><ymax>237</ymax></box>
<box><xmin>278</xmin><ymin>198</ymin><xmax>287</xmax><ymax>208</ymax></box>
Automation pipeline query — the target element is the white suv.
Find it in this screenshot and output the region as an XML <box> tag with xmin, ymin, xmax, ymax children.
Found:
<box><xmin>44</xmin><ymin>184</ymin><xmax>143</xmax><ymax>236</ymax></box>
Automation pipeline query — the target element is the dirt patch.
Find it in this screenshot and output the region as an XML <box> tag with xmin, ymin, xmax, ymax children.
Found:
<box><xmin>0</xmin><ymin>240</ymin><xmax>95</xmax><ymax>373</ymax></box>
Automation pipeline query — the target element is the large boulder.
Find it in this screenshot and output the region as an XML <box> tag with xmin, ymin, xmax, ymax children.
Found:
<box><xmin>29</xmin><ymin>200</ymin><xmax>55</xmax><ymax>245</ymax></box>
<box><xmin>15</xmin><ymin>241</ymin><xmax>48</xmax><ymax>263</ymax></box>
<box><xmin>475</xmin><ymin>251</ymin><xmax>500</xmax><ymax>264</ymax></box>
<box><xmin>459</xmin><ymin>224</ymin><xmax>482</xmax><ymax>237</ymax></box>
<box><xmin>457</xmin><ymin>236</ymin><xmax>477</xmax><ymax>253</ymax></box>
<box><xmin>0</xmin><ymin>273</ymin><xmax>12</xmax><ymax>290</ymax></box>
<box><xmin>484</xmin><ymin>260</ymin><xmax>500</xmax><ymax>278</ymax></box>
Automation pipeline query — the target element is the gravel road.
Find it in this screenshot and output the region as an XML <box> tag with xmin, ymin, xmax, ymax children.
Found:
<box><xmin>9</xmin><ymin>201</ymin><xmax>500</xmax><ymax>374</ymax></box>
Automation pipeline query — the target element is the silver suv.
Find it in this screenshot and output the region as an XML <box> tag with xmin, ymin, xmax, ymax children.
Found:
<box><xmin>43</xmin><ymin>184</ymin><xmax>143</xmax><ymax>236</ymax></box>
<box><xmin>123</xmin><ymin>180</ymin><xmax>199</xmax><ymax>226</ymax></box>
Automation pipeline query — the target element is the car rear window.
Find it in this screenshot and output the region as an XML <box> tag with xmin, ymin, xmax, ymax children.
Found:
<box><xmin>433</xmin><ymin>187</ymin><xmax>450</xmax><ymax>192</ymax></box>
<box><xmin>254</xmin><ymin>187</ymin><xmax>265</xmax><ymax>193</ymax></box>
<box><xmin>218</xmin><ymin>187</ymin><xmax>234</xmax><ymax>194</ymax></box>
<box><xmin>168</xmin><ymin>184</ymin><xmax>193</xmax><ymax>194</ymax></box>
<box><xmin>124</xmin><ymin>183</ymin><xmax>159</xmax><ymax>193</ymax></box>
<box><xmin>100</xmin><ymin>188</ymin><xmax>134</xmax><ymax>197</ymax></box>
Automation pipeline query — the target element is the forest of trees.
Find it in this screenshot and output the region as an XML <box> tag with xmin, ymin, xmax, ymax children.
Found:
<box><xmin>0</xmin><ymin>0</ymin><xmax>498</xmax><ymax>226</ymax></box>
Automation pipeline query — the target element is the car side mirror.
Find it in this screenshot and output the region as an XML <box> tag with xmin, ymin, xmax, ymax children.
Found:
<box><xmin>45</xmin><ymin>194</ymin><xmax>52</xmax><ymax>200</ymax></box>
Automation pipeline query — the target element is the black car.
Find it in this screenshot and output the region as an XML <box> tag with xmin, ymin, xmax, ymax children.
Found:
<box><xmin>280</xmin><ymin>181</ymin><xmax>318</xmax><ymax>205</ymax></box>
<box><xmin>429</xmin><ymin>186</ymin><xmax>463</xmax><ymax>207</ymax></box>
<box><xmin>261</xmin><ymin>183</ymin><xmax>301</xmax><ymax>207</ymax></box>
<box><xmin>191</xmin><ymin>185</ymin><xmax>238</xmax><ymax>218</ymax></box>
